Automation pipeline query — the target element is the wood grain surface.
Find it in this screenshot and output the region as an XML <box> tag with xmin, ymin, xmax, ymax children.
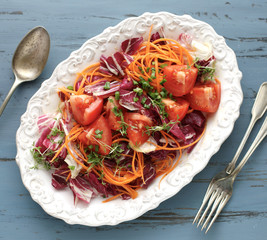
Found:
<box><xmin>0</xmin><ymin>0</ymin><xmax>266</xmax><ymax>239</ymax></box>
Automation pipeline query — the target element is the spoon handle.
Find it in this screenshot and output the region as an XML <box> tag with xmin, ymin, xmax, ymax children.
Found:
<box><xmin>232</xmin><ymin>116</ymin><xmax>267</xmax><ymax>176</ymax></box>
<box><xmin>0</xmin><ymin>78</ymin><xmax>21</xmax><ymax>116</ymax></box>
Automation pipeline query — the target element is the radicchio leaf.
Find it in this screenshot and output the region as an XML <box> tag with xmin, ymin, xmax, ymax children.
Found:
<box><xmin>69</xmin><ymin>176</ymin><xmax>96</xmax><ymax>205</ymax></box>
<box><xmin>83</xmin><ymin>172</ymin><xmax>120</xmax><ymax>198</ymax></box>
<box><xmin>130</xmin><ymin>160</ymin><xmax>156</xmax><ymax>189</ymax></box>
<box><xmin>99</xmin><ymin>52</ymin><xmax>133</xmax><ymax>76</ymax></box>
<box><xmin>51</xmin><ymin>164</ymin><xmax>69</xmax><ymax>190</ymax></box>
<box><xmin>118</xmin><ymin>89</ymin><xmax>141</xmax><ymax>111</ymax></box>
<box><xmin>141</xmin><ymin>161</ymin><xmax>156</xmax><ymax>189</ymax></box>
<box><xmin>150</xmin><ymin>32</ymin><xmax>165</xmax><ymax>45</ymax></box>
<box><xmin>120</xmin><ymin>76</ymin><xmax>134</xmax><ymax>90</ymax></box>
<box><xmin>35</xmin><ymin>114</ymin><xmax>67</xmax><ymax>162</ymax></box>
<box><xmin>195</xmin><ymin>56</ymin><xmax>216</xmax><ymax>82</ymax></box>
<box><xmin>121</xmin><ymin>37</ymin><xmax>143</xmax><ymax>55</ymax></box>
<box><xmin>84</xmin><ymin>80</ymin><xmax>120</xmax><ymax>98</ymax></box>
<box><xmin>83</xmin><ymin>172</ymin><xmax>109</xmax><ymax>197</ymax></box>
<box><xmin>119</xmin><ymin>89</ymin><xmax>157</xmax><ymax>119</ymax></box>
<box><xmin>181</xmin><ymin>111</ymin><xmax>206</xmax><ymax>153</ymax></box>
<box><xmin>182</xmin><ymin>111</ymin><xmax>206</xmax><ymax>128</ymax></box>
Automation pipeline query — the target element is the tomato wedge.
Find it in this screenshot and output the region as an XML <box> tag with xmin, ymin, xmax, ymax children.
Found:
<box><xmin>186</xmin><ymin>81</ymin><xmax>221</xmax><ymax>113</ymax></box>
<box><xmin>106</xmin><ymin>96</ymin><xmax>122</xmax><ymax>131</ymax></box>
<box><xmin>162</xmin><ymin>98</ymin><xmax>189</xmax><ymax>122</ymax></box>
<box><xmin>163</xmin><ymin>65</ymin><xmax>198</xmax><ymax>96</ymax></box>
<box><xmin>125</xmin><ymin>112</ymin><xmax>153</xmax><ymax>146</ymax></box>
<box><xmin>70</xmin><ymin>95</ymin><xmax>103</xmax><ymax>126</ymax></box>
<box><xmin>78</xmin><ymin>115</ymin><xmax>112</xmax><ymax>155</ymax></box>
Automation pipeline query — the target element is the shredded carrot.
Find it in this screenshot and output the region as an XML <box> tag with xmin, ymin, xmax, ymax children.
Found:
<box><xmin>66</xmin><ymin>171</ymin><xmax>71</xmax><ymax>182</ymax></box>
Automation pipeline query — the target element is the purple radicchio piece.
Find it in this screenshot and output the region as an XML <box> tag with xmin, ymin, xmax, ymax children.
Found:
<box><xmin>181</xmin><ymin>111</ymin><xmax>206</xmax><ymax>153</ymax></box>
<box><xmin>84</xmin><ymin>80</ymin><xmax>121</xmax><ymax>98</ymax></box>
<box><xmin>141</xmin><ymin>161</ymin><xmax>156</xmax><ymax>189</ymax></box>
<box><xmin>35</xmin><ymin>114</ymin><xmax>67</xmax><ymax>161</ymax></box>
<box><xmin>121</xmin><ymin>37</ymin><xmax>143</xmax><ymax>55</ymax></box>
<box><xmin>118</xmin><ymin>89</ymin><xmax>142</xmax><ymax>111</ymax></box>
<box><xmin>120</xmin><ymin>76</ymin><xmax>134</xmax><ymax>90</ymax></box>
<box><xmin>69</xmin><ymin>176</ymin><xmax>96</xmax><ymax>205</ymax></box>
<box><xmin>83</xmin><ymin>172</ymin><xmax>110</xmax><ymax>198</ymax></box>
<box><xmin>99</xmin><ymin>52</ymin><xmax>133</xmax><ymax>76</ymax></box>
<box><xmin>130</xmin><ymin>160</ymin><xmax>156</xmax><ymax>190</ymax></box>
<box><xmin>182</xmin><ymin>111</ymin><xmax>206</xmax><ymax>128</ymax></box>
<box><xmin>74</xmin><ymin>75</ymin><xmax>103</xmax><ymax>91</ymax></box>
<box><xmin>194</xmin><ymin>56</ymin><xmax>216</xmax><ymax>82</ymax></box>
<box><xmin>150</xmin><ymin>32</ymin><xmax>166</xmax><ymax>45</ymax></box>
<box><xmin>154</xmin><ymin>106</ymin><xmax>186</xmax><ymax>141</ymax></box>
<box><xmin>51</xmin><ymin>164</ymin><xmax>69</xmax><ymax>190</ymax></box>
<box><xmin>83</xmin><ymin>172</ymin><xmax>120</xmax><ymax>198</ymax></box>
<box><xmin>118</xmin><ymin>89</ymin><xmax>158</xmax><ymax>119</ymax></box>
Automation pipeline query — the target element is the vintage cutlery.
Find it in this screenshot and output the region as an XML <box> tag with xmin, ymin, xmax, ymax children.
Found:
<box><xmin>193</xmin><ymin>82</ymin><xmax>267</xmax><ymax>233</ymax></box>
<box><xmin>0</xmin><ymin>26</ymin><xmax>50</xmax><ymax>116</ymax></box>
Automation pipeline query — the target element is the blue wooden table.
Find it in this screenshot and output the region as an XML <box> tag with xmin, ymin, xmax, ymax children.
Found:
<box><xmin>0</xmin><ymin>0</ymin><xmax>266</xmax><ymax>239</ymax></box>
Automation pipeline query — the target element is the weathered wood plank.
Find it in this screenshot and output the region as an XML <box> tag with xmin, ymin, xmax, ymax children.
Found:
<box><xmin>0</xmin><ymin>0</ymin><xmax>267</xmax><ymax>239</ymax></box>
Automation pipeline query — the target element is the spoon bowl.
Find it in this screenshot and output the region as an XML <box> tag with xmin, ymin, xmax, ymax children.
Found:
<box><xmin>0</xmin><ymin>26</ymin><xmax>50</xmax><ymax>116</ymax></box>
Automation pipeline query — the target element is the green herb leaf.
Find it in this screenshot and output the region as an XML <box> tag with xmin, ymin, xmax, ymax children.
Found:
<box><xmin>104</xmin><ymin>81</ymin><xmax>110</xmax><ymax>90</ymax></box>
<box><xmin>133</xmin><ymin>97</ymin><xmax>139</xmax><ymax>102</ymax></box>
<box><xmin>160</xmin><ymin>78</ymin><xmax>167</xmax><ymax>85</ymax></box>
<box><xmin>133</xmin><ymin>87</ymin><xmax>143</xmax><ymax>96</ymax></box>
<box><xmin>94</xmin><ymin>129</ymin><xmax>103</xmax><ymax>139</ymax></box>
<box><xmin>115</xmin><ymin>91</ymin><xmax>120</xmax><ymax>100</ymax></box>
<box><xmin>68</xmin><ymin>165</ymin><xmax>75</xmax><ymax>170</ymax></box>
<box><xmin>159</xmin><ymin>63</ymin><xmax>168</xmax><ymax>68</ymax></box>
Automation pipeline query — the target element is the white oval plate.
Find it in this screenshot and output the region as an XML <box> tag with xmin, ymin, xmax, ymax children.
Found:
<box><xmin>16</xmin><ymin>12</ymin><xmax>242</xmax><ymax>226</ymax></box>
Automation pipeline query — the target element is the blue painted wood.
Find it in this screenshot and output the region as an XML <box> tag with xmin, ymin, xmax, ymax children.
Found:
<box><xmin>0</xmin><ymin>0</ymin><xmax>267</xmax><ymax>239</ymax></box>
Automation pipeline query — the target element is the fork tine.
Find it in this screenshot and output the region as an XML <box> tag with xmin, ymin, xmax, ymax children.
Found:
<box><xmin>205</xmin><ymin>194</ymin><xmax>231</xmax><ymax>233</ymax></box>
<box><xmin>193</xmin><ymin>184</ymin><xmax>214</xmax><ymax>224</ymax></box>
<box><xmin>197</xmin><ymin>189</ymin><xmax>219</xmax><ymax>227</ymax></box>
<box><xmin>201</xmin><ymin>192</ymin><xmax>224</xmax><ymax>230</ymax></box>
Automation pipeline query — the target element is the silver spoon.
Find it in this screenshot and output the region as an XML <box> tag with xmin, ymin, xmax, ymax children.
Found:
<box><xmin>0</xmin><ymin>26</ymin><xmax>50</xmax><ymax>116</ymax></box>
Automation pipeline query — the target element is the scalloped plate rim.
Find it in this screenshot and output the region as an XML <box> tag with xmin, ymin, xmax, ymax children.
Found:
<box><xmin>15</xmin><ymin>11</ymin><xmax>243</xmax><ymax>226</ymax></box>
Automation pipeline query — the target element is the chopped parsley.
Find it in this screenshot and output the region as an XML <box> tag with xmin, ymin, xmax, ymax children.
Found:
<box><xmin>160</xmin><ymin>78</ymin><xmax>167</xmax><ymax>85</ymax></box>
<box><xmin>141</xmin><ymin>97</ymin><xmax>147</xmax><ymax>105</ymax></box>
<box><xmin>94</xmin><ymin>129</ymin><xmax>103</xmax><ymax>139</ymax></box>
<box><xmin>133</xmin><ymin>87</ymin><xmax>143</xmax><ymax>96</ymax></box>
<box><xmin>104</xmin><ymin>81</ymin><xmax>110</xmax><ymax>90</ymax></box>
<box><xmin>68</xmin><ymin>165</ymin><xmax>75</xmax><ymax>171</ymax></box>
<box><xmin>115</xmin><ymin>91</ymin><xmax>120</xmax><ymax>100</ymax></box>
<box><xmin>133</xmin><ymin>97</ymin><xmax>139</xmax><ymax>102</ymax></box>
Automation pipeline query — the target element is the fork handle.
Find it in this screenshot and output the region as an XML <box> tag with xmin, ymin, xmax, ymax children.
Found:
<box><xmin>232</xmin><ymin>116</ymin><xmax>267</xmax><ymax>176</ymax></box>
<box><xmin>226</xmin><ymin>82</ymin><xmax>267</xmax><ymax>174</ymax></box>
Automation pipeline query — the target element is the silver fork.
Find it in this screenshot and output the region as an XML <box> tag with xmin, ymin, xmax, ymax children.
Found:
<box><xmin>193</xmin><ymin>82</ymin><xmax>267</xmax><ymax>233</ymax></box>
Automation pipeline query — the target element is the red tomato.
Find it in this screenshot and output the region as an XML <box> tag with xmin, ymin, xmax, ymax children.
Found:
<box><xmin>162</xmin><ymin>98</ymin><xmax>189</xmax><ymax>122</ymax></box>
<box><xmin>125</xmin><ymin>112</ymin><xmax>153</xmax><ymax>146</ymax></box>
<box><xmin>78</xmin><ymin>115</ymin><xmax>112</xmax><ymax>155</ymax></box>
<box><xmin>186</xmin><ymin>81</ymin><xmax>221</xmax><ymax>113</ymax></box>
<box><xmin>106</xmin><ymin>96</ymin><xmax>122</xmax><ymax>131</ymax></box>
<box><xmin>163</xmin><ymin>65</ymin><xmax>198</xmax><ymax>96</ymax></box>
<box><xmin>70</xmin><ymin>95</ymin><xmax>103</xmax><ymax>126</ymax></box>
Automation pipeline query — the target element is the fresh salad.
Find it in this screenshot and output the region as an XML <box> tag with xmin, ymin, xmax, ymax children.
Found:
<box><xmin>31</xmin><ymin>28</ymin><xmax>221</xmax><ymax>205</ymax></box>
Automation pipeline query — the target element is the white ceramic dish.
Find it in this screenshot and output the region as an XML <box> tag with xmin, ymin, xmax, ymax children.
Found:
<box><xmin>16</xmin><ymin>12</ymin><xmax>242</xmax><ymax>226</ymax></box>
